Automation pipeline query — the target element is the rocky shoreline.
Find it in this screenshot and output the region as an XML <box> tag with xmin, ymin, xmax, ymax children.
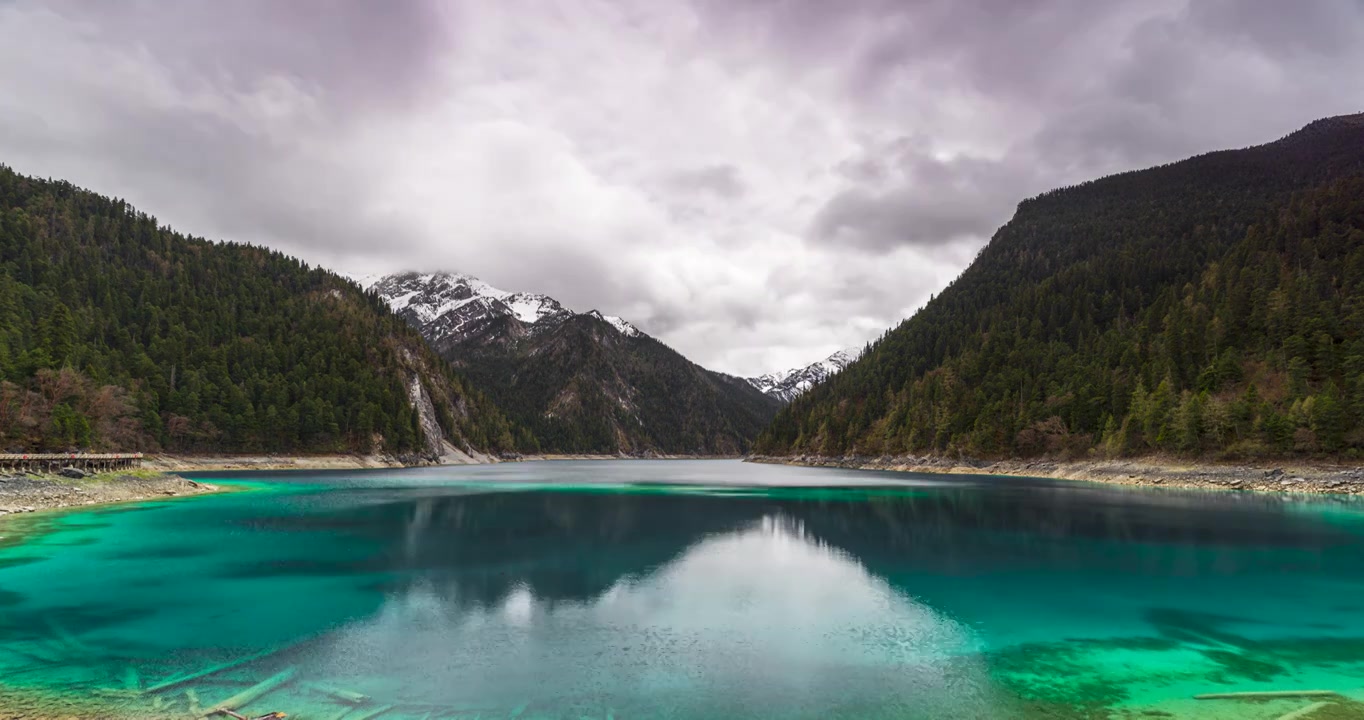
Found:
<box><xmin>141</xmin><ymin>453</ymin><xmax>451</xmax><ymax>472</ymax></box>
<box><xmin>519</xmin><ymin>452</ymin><xmax>744</xmax><ymax>461</ymax></box>
<box><xmin>748</xmin><ymin>454</ymin><xmax>1364</xmax><ymax>495</ymax></box>
<box><xmin>0</xmin><ymin>469</ymin><xmax>219</xmax><ymax>517</ymax></box>
<box><xmin>141</xmin><ymin>452</ymin><xmax>739</xmax><ymax>471</ymax></box>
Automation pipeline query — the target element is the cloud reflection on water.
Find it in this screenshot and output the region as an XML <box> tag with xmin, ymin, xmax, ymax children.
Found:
<box><xmin>305</xmin><ymin>510</ymin><xmax>1002</xmax><ymax>717</ymax></box>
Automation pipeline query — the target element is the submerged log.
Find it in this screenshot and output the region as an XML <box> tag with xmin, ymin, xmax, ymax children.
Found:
<box><xmin>146</xmin><ymin>647</ymin><xmax>288</xmax><ymax>694</ymax></box>
<box><xmin>303</xmin><ymin>681</ymin><xmax>370</xmax><ymax>705</ymax></box>
<box><xmin>1195</xmin><ymin>690</ymin><xmax>1343</xmax><ymax>701</ymax></box>
<box><xmin>201</xmin><ymin>666</ymin><xmax>297</xmax><ymax>718</ymax></box>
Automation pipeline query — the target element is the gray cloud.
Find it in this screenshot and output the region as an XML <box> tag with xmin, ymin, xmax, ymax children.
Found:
<box><xmin>0</xmin><ymin>1</ymin><xmax>439</xmax><ymax>265</ymax></box>
<box><xmin>50</xmin><ymin>0</ymin><xmax>451</xmax><ymax>110</ymax></box>
<box><xmin>664</xmin><ymin>164</ymin><xmax>748</xmax><ymax>199</ymax></box>
<box><xmin>812</xmin><ymin>139</ymin><xmax>1040</xmax><ymax>251</ymax></box>
<box><xmin>747</xmin><ymin>0</ymin><xmax>1364</xmax><ymax>259</ymax></box>
<box><xmin>1</xmin><ymin>0</ymin><xmax>1362</xmax><ymax>376</ymax></box>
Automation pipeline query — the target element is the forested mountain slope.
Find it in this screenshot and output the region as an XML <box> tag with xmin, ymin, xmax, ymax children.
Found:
<box><xmin>372</xmin><ymin>272</ymin><xmax>780</xmax><ymax>455</ymax></box>
<box><xmin>756</xmin><ymin>114</ymin><xmax>1364</xmax><ymax>460</ymax></box>
<box><xmin>0</xmin><ymin>166</ymin><xmax>519</xmax><ymax>457</ymax></box>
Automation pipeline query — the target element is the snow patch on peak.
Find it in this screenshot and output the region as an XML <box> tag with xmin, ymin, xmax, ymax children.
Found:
<box><xmin>370</xmin><ymin>271</ymin><xmax>645</xmax><ymax>347</ymax></box>
<box><xmin>747</xmin><ymin>347</ymin><xmax>860</xmax><ymax>403</ymax></box>
<box><xmin>587</xmin><ymin>310</ymin><xmax>641</xmax><ymax>337</ymax></box>
<box><xmin>506</xmin><ymin>292</ymin><xmax>566</xmax><ymax>324</ymax></box>
<box><xmin>351</xmin><ymin>272</ymin><xmax>387</xmax><ymax>290</ymax></box>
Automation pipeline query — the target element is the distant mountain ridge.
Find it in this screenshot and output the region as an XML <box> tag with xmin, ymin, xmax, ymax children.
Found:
<box><xmin>747</xmin><ymin>349</ymin><xmax>859</xmax><ymax>403</ymax></box>
<box><xmin>366</xmin><ymin>272</ymin><xmax>640</xmax><ymax>352</ymax></box>
<box><xmin>368</xmin><ymin>272</ymin><xmax>778</xmax><ymax>455</ymax></box>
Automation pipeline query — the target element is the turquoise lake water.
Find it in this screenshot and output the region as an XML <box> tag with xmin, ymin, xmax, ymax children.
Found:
<box><xmin>2</xmin><ymin>460</ymin><xmax>1364</xmax><ymax>719</ymax></box>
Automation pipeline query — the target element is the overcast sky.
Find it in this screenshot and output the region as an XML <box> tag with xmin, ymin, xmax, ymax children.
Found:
<box><xmin>2</xmin><ymin>1</ymin><xmax>1362</xmax><ymax>376</ymax></box>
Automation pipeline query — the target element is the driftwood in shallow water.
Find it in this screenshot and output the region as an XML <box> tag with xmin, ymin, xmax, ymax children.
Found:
<box><xmin>302</xmin><ymin>681</ymin><xmax>370</xmax><ymax>705</ymax></box>
<box><xmin>146</xmin><ymin>646</ymin><xmax>288</xmax><ymax>694</ymax></box>
<box><xmin>215</xmin><ymin>712</ymin><xmax>288</xmax><ymax>720</ymax></box>
<box><xmin>1194</xmin><ymin>690</ymin><xmax>1343</xmax><ymax>701</ymax></box>
<box><xmin>200</xmin><ymin>666</ymin><xmax>297</xmax><ymax>718</ymax></box>
<box><xmin>1274</xmin><ymin>701</ymin><xmax>1335</xmax><ymax>720</ymax></box>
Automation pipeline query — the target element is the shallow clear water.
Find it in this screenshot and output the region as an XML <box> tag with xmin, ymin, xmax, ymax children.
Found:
<box><xmin>2</xmin><ymin>460</ymin><xmax>1364</xmax><ymax>719</ymax></box>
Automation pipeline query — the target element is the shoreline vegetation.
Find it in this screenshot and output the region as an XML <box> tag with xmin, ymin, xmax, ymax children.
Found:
<box><xmin>748</xmin><ymin>454</ymin><xmax>1364</xmax><ymax>495</ymax></box>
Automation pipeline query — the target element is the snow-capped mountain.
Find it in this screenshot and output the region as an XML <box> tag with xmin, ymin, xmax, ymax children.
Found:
<box><xmin>364</xmin><ymin>271</ymin><xmax>641</xmax><ymax>349</ymax></box>
<box><xmin>747</xmin><ymin>348</ymin><xmax>859</xmax><ymax>403</ymax></box>
<box><xmin>362</xmin><ymin>270</ymin><xmax>778</xmax><ymax>455</ymax></box>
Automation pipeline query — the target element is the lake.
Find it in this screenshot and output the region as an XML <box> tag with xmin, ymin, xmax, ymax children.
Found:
<box><xmin>1</xmin><ymin>460</ymin><xmax>1363</xmax><ymax>719</ymax></box>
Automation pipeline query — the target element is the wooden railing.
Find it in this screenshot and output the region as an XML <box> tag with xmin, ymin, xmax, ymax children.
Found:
<box><xmin>0</xmin><ymin>453</ymin><xmax>144</xmax><ymax>473</ymax></box>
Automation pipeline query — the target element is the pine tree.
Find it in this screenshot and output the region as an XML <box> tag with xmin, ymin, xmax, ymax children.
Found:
<box><xmin>42</xmin><ymin>302</ymin><xmax>76</xmax><ymax>368</ymax></box>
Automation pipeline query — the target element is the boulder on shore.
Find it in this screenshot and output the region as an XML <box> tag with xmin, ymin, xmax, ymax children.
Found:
<box><xmin>58</xmin><ymin>467</ymin><xmax>88</xmax><ymax>479</ymax></box>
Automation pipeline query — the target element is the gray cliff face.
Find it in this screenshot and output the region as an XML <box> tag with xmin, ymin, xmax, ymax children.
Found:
<box><xmin>407</xmin><ymin>375</ymin><xmax>446</xmax><ymax>458</ymax></box>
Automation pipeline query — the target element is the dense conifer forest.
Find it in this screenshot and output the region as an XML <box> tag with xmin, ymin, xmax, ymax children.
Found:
<box><xmin>0</xmin><ymin>166</ymin><xmax>518</xmax><ymax>455</ymax></box>
<box><xmin>757</xmin><ymin>114</ymin><xmax>1364</xmax><ymax>460</ymax></box>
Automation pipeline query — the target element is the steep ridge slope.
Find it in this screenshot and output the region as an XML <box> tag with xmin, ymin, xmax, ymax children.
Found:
<box><xmin>371</xmin><ymin>272</ymin><xmax>779</xmax><ymax>455</ymax></box>
<box><xmin>0</xmin><ymin>166</ymin><xmax>519</xmax><ymax>458</ymax></box>
<box><xmin>747</xmin><ymin>348</ymin><xmax>860</xmax><ymax>403</ymax></box>
<box><xmin>757</xmin><ymin>114</ymin><xmax>1364</xmax><ymax>460</ymax></box>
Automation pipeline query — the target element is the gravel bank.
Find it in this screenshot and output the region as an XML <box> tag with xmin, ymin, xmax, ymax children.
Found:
<box><xmin>748</xmin><ymin>454</ymin><xmax>1364</xmax><ymax>494</ymax></box>
<box><xmin>0</xmin><ymin>470</ymin><xmax>218</xmax><ymax>516</ymax></box>
<box><xmin>142</xmin><ymin>452</ymin><xmax>499</xmax><ymax>472</ymax></box>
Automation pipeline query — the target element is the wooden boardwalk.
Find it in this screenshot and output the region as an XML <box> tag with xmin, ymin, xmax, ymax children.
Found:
<box><xmin>0</xmin><ymin>453</ymin><xmax>143</xmax><ymax>473</ymax></box>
